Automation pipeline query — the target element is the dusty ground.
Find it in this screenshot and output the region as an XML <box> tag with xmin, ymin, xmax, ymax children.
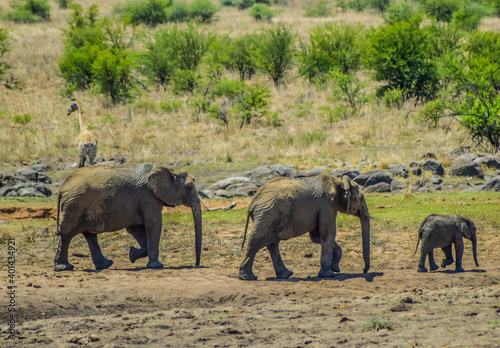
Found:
<box><xmin>0</xmin><ymin>201</ymin><xmax>499</xmax><ymax>347</ymax></box>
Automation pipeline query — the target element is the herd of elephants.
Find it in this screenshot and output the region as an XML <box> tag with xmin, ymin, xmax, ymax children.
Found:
<box><xmin>54</xmin><ymin>102</ymin><xmax>479</xmax><ymax>281</ymax></box>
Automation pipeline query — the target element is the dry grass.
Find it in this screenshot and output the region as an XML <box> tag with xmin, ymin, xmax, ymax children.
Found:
<box><xmin>0</xmin><ymin>0</ymin><xmax>498</xmax><ymax>172</ymax></box>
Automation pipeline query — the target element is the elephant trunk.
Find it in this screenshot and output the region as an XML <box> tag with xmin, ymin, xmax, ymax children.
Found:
<box><xmin>361</xmin><ymin>216</ymin><xmax>371</xmax><ymax>273</ymax></box>
<box><xmin>192</xmin><ymin>201</ymin><xmax>203</xmax><ymax>267</ymax></box>
<box><xmin>472</xmin><ymin>235</ymin><xmax>479</xmax><ymax>267</ymax></box>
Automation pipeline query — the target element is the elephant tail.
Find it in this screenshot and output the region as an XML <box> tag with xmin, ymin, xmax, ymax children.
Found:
<box><xmin>241</xmin><ymin>210</ymin><xmax>252</xmax><ymax>250</ymax></box>
<box><xmin>56</xmin><ymin>192</ymin><xmax>61</xmax><ymax>235</ymax></box>
<box><xmin>414</xmin><ymin>219</ymin><xmax>427</xmax><ymax>256</ymax></box>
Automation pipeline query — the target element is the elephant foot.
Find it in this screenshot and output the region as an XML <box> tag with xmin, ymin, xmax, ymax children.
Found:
<box><xmin>441</xmin><ymin>259</ymin><xmax>454</xmax><ymax>268</ymax></box>
<box><xmin>430</xmin><ymin>264</ymin><xmax>439</xmax><ymax>271</ymax></box>
<box><xmin>54</xmin><ymin>262</ymin><xmax>74</xmax><ymax>272</ymax></box>
<box><xmin>95</xmin><ymin>258</ymin><xmax>113</xmax><ymax>270</ymax></box>
<box><xmin>129</xmin><ymin>246</ymin><xmax>147</xmax><ymax>263</ymax></box>
<box><xmin>146</xmin><ymin>260</ymin><xmax>164</xmax><ymax>269</ymax></box>
<box><xmin>455</xmin><ymin>266</ymin><xmax>465</xmax><ymax>272</ymax></box>
<box><xmin>276</xmin><ymin>269</ymin><xmax>293</xmax><ymax>279</ymax></box>
<box><xmin>318</xmin><ymin>268</ymin><xmax>335</xmax><ymax>278</ymax></box>
<box><xmin>332</xmin><ymin>265</ymin><xmax>340</xmax><ymax>273</ymax></box>
<box><xmin>417</xmin><ymin>266</ymin><xmax>428</xmax><ymax>273</ymax></box>
<box><xmin>238</xmin><ymin>269</ymin><xmax>257</xmax><ymax>281</ymax></box>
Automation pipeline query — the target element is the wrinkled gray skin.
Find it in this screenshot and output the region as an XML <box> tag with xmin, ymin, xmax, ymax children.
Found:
<box><xmin>239</xmin><ymin>175</ymin><xmax>371</xmax><ymax>280</ymax></box>
<box><xmin>54</xmin><ymin>163</ymin><xmax>202</xmax><ymax>271</ymax></box>
<box><xmin>415</xmin><ymin>214</ymin><xmax>478</xmax><ymax>273</ymax></box>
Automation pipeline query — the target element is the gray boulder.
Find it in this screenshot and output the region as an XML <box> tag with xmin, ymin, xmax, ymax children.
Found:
<box><xmin>18</xmin><ymin>188</ymin><xmax>45</xmax><ymax>197</ymax></box>
<box><xmin>365</xmin><ymin>171</ymin><xmax>393</xmax><ymax>187</ymax></box>
<box><xmin>430</xmin><ymin>176</ymin><xmax>443</xmax><ymax>185</ymax></box>
<box><xmin>207</xmin><ymin>177</ymin><xmax>251</xmax><ymax>191</ymax></box>
<box><xmin>481</xmin><ymin>176</ymin><xmax>500</xmax><ymax>192</ymax></box>
<box><xmin>422</xmin><ymin>160</ymin><xmax>445</xmax><ymax>176</ymax></box>
<box><xmin>353</xmin><ymin>169</ymin><xmax>387</xmax><ymax>186</ymax></box>
<box><xmin>32</xmin><ymin>164</ymin><xmax>48</xmax><ymax>172</ymax></box>
<box><xmin>95</xmin><ymin>157</ymin><xmax>106</xmax><ymax>163</ymax></box>
<box><xmin>14</xmin><ymin>167</ymin><xmax>38</xmax><ymax>182</ymax></box>
<box><xmin>329</xmin><ymin>168</ymin><xmax>347</xmax><ymax>178</ymax></box>
<box><xmin>364</xmin><ymin>182</ymin><xmax>391</xmax><ymax>193</ymax></box>
<box><xmin>473</xmin><ymin>155</ymin><xmax>500</xmax><ymax>169</ymax></box>
<box><xmin>390</xmin><ymin>180</ymin><xmax>404</xmax><ymax>192</ymax></box>
<box><xmin>270</xmin><ymin>164</ymin><xmax>295</xmax><ymax>176</ymax></box>
<box><xmin>410</xmin><ymin>167</ymin><xmax>422</xmax><ymax>176</ymax></box>
<box><xmin>110</xmin><ymin>154</ymin><xmax>127</xmax><ymax>164</ymax></box>
<box><xmin>389</xmin><ymin>164</ymin><xmax>409</xmax><ymax>178</ymax></box>
<box><xmin>248</xmin><ymin>166</ymin><xmax>274</xmax><ymax>178</ymax></box>
<box><xmin>345</xmin><ymin>169</ymin><xmax>360</xmax><ymax>180</ymax></box>
<box><xmin>450</xmin><ymin>158</ymin><xmax>484</xmax><ymax>178</ymax></box>
<box><xmin>37</xmin><ymin>174</ymin><xmax>52</xmax><ymax>184</ymax></box>
<box><xmin>226</xmin><ymin>182</ymin><xmax>259</xmax><ymax>197</ymax></box>
<box><xmin>35</xmin><ymin>184</ymin><xmax>52</xmax><ymax>197</ymax></box>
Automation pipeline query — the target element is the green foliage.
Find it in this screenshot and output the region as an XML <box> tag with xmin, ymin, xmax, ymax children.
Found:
<box><xmin>249</xmin><ymin>3</ymin><xmax>274</xmax><ymax>20</ymax></box>
<box><xmin>367</xmin><ymin>0</ymin><xmax>391</xmax><ymax>13</ymax></box>
<box><xmin>235</xmin><ymin>84</ymin><xmax>271</xmax><ymax>127</ymax></box>
<box><xmin>452</xmin><ymin>1</ymin><xmax>490</xmax><ymax>32</ymax></box>
<box><xmin>56</xmin><ymin>0</ymin><xmax>72</xmax><ymax>9</ymax></box>
<box><xmin>188</xmin><ymin>0</ymin><xmax>219</xmax><ymax>23</ymax></box>
<box><xmin>172</xmin><ymin>68</ymin><xmax>199</xmax><ymax>93</ymax></box>
<box><xmin>254</xmin><ymin>24</ymin><xmax>295</xmax><ymax>87</ymax></box>
<box><xmin>298</xmin><ymin>129</ymin><xmax>326</xmax><ymax>145</ymax></box>
<box><xmin>347</xmin><ymin>0</ymin><xmax>367</xmax><ymax>12</ymax></box>
<box><xmin>234</xmin><ymin>0</ymin><xmax>255</xmax><ymax>10</ymax></box>
<box><xmin>366</xmin><ymin>17</ymin><xmax>439</xmax><ymax>103</ymax></box>
<box><xmin>13</xmin><ymin>113</ymin><xmax>32</xmax><ymax>127</ymax></box>
<box><xmin>0</xmin><ymin>27</ymin><xmax>12</xmax><ymax>84</ymax></box>
<box><xmin>298</xmin><ymin>22</ymin><xmax>364</xmax><ymax>84</ymax></box>
<box><xmin>229</xmin><ymin>33</ymin><xmax>259</xmax><ymax>81</ymax></box>
<box><xmin>113</xmin><ymin>0</ymin><xmax>170</xmax><ymax>27</ymax></box>
<box><xmin>363</xmin><ymin>316</ymin><xmax>394</xmax><ymax>331</ymax></box>
<box><xmin>303</xmin><ymin>1</ymin><xmax>332</xmax><ymax>17</ymax></box>
<box><xmin>381</xmin><ymin>88</ymin><xmax>404</xmax><ymax>109</ymax></box>
<box><xmin>418</xmin><ymin>100</ymin><xmax>446</xmax><ymax>128</ymax></box>
<box><xmin>165</xmin><ymin>2</ymin><xmax>190</xmax><ymax>22</ymax></box>
<box><xmin>328</xmin><ymin>70</ymin><xmax>370</xmax><ymax>112</ymax></box>
<box><xmin>423</xmin><ymin>0</ymin><xmax>459</xmax><ymax>23</ymax></box>
<box><xmin>4</xmin><ymin>0</ymin><xmax>51</xmax><ymax>23</ymax></box>
<box><xmin>318</xmin><ymin>105</ymin><xmax>342</xmax><ymax>127</ymax></box>
<box><xmin>383</xmin><ymin>2</ymin><xmax>419</xmax><ymax>24</ymax></box>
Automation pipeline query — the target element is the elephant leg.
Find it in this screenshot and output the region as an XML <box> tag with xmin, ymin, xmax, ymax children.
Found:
<box><xmin>54</xmin><ymin>233</ymin><xmax>75</xmax><ymax>271</ymax></box>
<box><xmin>127</xmin><ymin>225</ymin><xmax>148</xmax><ymax>263</ymax></box>
<box><xmin>88</xmin><ymin>145</ymin><xmax>97</xmax><ymax>165</ymax></box>
<box><xmin>267</xmin><ymin>242</ymin><xmax>293</xmax><ymax>279</ymax></box>
<box><xmin>317</xmin><ymin>215</ymin><xmax>336</xmax><ymax>278</ymax></box>
<box><xmin>454</xmin><ymin>238</ymin><xmax>465</xmax><ymax>272</ymax></box>
<box><xmin>417</xmin><ymin>241</ymin><xmax>429</xmax><ymax>272</ymax></box>
<box><xmin>331</xmin><ymin>242</ymin><xmax>342</xmax><ymax>273</ymax></box>
<box><xmin>82</xmin><ymin>232</ymin><xmax>113</xmax><ymax>270</ymax></box>
<box><xmin>145</xmin><ymin>221</ymin><xmax>163</xmax><ymax>269</ymax></box>
<box><xmin>428</xmin><ymin>250</ymin><xmax>439</xmax><ymax>271</ymax></box>
<box><xmin>441</xmin><ymin>244</ymin><xmax>454</xmax><ymax>268</ymax></box>
<box><xmin>239</xmin><ymin>225</ymin><xmax>271</xmax><ymax>280</ymax></box>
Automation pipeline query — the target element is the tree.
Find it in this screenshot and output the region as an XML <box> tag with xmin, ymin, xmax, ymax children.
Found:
<box><xmin>0</xmin><ymin>27</ymin><xmax>12</xmax><ymax>85</ymax></box>
<box><xmin>229</xmin><ymin>33</ymin><xmax>258</xmax><ymax>81</ymax></box>
<box><xmin>254</xmin><ymin>23</ymin><xmax>296</xmax><ymax>87</ymax></box>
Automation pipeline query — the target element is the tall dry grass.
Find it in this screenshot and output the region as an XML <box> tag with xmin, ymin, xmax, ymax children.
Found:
<box><xmin>0</xmin><ymin>0</ymin><xmax>496</xmax><ymax>173</ymax></box>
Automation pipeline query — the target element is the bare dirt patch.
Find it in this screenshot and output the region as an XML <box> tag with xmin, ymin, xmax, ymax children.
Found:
<box><xmin>0</xmin><ymin>200</ymin><xmax>499</xmax><ymax>347</ymax></box>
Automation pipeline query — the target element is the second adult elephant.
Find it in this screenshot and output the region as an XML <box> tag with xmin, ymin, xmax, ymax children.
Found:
<box><xmin>54</xmin><ymin>163</ymin><xmax>202</xmax><ymax>271</ymax></box>
<box><xmin>239</xmin><ymin>175</ymin><xmax>371</xmax><ymax>280</ymax></box>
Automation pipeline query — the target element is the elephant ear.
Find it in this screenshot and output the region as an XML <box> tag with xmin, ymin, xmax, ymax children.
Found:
<box><xmin>148</xmin><ymin>167</ymin><xmax>178</xmax><ymax>207</ymax></box>
<box><xmin>341</xmin><ymin>176</ymin><xmax>352</xmax><ymax>214</ymax></box>
<box><xmin>455</xmin><ymin>216</ymin><xmax>472</xmax><ymax>239</ymax></box>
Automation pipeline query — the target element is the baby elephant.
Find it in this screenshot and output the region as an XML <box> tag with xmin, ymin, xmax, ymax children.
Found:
<box><xmin>415</xmin><ymin>214</ymin><xmax>478</xmax><ymax>273</ymax></box>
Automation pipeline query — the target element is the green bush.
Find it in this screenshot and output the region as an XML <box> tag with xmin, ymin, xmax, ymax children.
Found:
<box><xmin>0</xmin><ymin>27</ymin><xmax>12</xmax><ymax>84</ymax></box>
<box><xmin>234</xmin><ymin>0</ymin><xmax>255</xmax><ymax>10</ymax></box>
<box><xmin>423</xmin><ymin>0</ymin><xmax>459</xmax><ymax>23</ymax></box>
<box><xmin>189</xmin><ymin>0</ymin><xmax>219</xmax><ymax>23</ymax></box>
<box><xmin>165</xmin><ymin>2</ymin><xmax>190</xmax><ymax>22</ymax></box>
<box><xmin>4</xmin><ymin>0</ymin><xmax>51</xmax><ymax>23</ymax></box>
<box><xmin>303</xmin><ymin>1</ymin><xmax>332</xmax><ymax>17</ymax></box>
<box><xmin>235</xmin><ymin>83</ymin><xmax>271</xmax><ymax>127</ymax></box>
<box><xmin>366</xmin><ymin>17</ymin><xmax>439</xmax><ymax>103</ymax></box>
<box><xmin>254</xmin><ymin>23</ymin><xmax>296</xmax><ymax>86</ymax></box>
<box><xmin>383</xmin><ymin>3</ymin><xmax>418</xmax><ymax>24</ymax></box>
<box><xmin>229</xmin><ymin>33</ymin><xmax>259</xmax><ymax>80</ymax></box>
<box><xmin>298</xmin><ymin>22</ymin><xmax>364</xmax><ymax>84</ymax></box>
<box><xmin>348</xmin><ymin>0</ymin><xmax>367</xmax><ymax>12</ymax></box>
<box><xmin>249</xmin><ymin>3</ymin><xmax>274</xmax><ymax>20</ymax></box>
<box><xmin>367</xmin><ymin>0</ymin><xmax>391</xmax><ymax>13</ymax></box>
<box><xmin>328</xmin><ymin>70</ymin><xmax>370</xmax><ymax>111</ymax></box>
<box><xmin>452</xmin><ymin>2</ymin><xmax>490</xmax><ymax>31</ymax></box>
<box><xmin>113</xmin><ymin>0</ymin><xmax>170</xmax><ymax>27</ymax></box>
<box><xmin>13</xmin><ymin>113</ymin><xmax>32</xmax><ymax>127</ymax></box>
<box><xmin>56</xmin><ymin>0</ymin><xmax>71</xmax><ymax>9</ymax></box>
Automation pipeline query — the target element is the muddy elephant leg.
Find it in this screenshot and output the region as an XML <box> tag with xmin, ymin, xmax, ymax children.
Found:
<box><xmin>454</xmin><ymin>238</ymin><xmax>465</xmax><ymax>272</ymax></box>
<box><xmin>331</xmin><ymin>242</ymin><xmax>342</xmax><ymax>273</ymax></box>
<box><xmin>428</xmin><ymin>250</ymin><xmax>439</xmax><ymax>271</ymax></box>
<box><xmin>417</xmin><ymin>242</ymin><xmax>429</xmax><ymax>272</ymax></box>
<box><xmin>267</xmin><ymin>242</ymin><xmax>293</xmax><ymax>279</ymax></box>
<box><xmin>145</xmin><ymin>221</ymin><xmax>163</xmax><ymax>269</ymax></box>
<box><xmin>239</xmin><ymin>226</ymin><xmax>270</xmax><ymax>280</ymax></box>
<box><xmin>82</xmin><ymin>232</ymin><xmax>113</xmax><ymax>270</ymax></box>
<box><xmin>441</xmin><ymin>244</ymin><xmax>454</xmax><ymax>268</ymax></box>
<box><xmin>127</xmin><ymin>225</ymin><xmax>148</xmax><ymax>263</ymax></box>
<box><xmin>54</xmin><ymin>233</ymin><xmax>75</xmax><ymax>271</ymax></box>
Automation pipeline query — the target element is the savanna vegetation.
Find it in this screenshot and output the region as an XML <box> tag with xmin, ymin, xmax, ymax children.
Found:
<box><xmin>0</xmin><ymin>0</ymin><xmax>499</xmax><ymax>171</ymax></box>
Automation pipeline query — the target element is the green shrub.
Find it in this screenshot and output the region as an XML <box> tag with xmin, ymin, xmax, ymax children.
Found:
<box><xmin>381</xmin><ymin>88</ymin><xmax>404</xmax><ymax>109</ymax></box>
<box><xmin>0</xmin><ymin>27</ymin><xmax>12</xmax><ymax>84</ymax></box>
<box><xmin>298</xmin><ymin>22</ymin><xmax>364</xmax><ymax>84</ymax></box>
<box><xmin>114</xmin><ymin>0</ymin><xmax>170</xmax><ymax>27</ymax></box>
<box><xmin>235</xmin><ymin>83</ymin><xmax>271</xmax><ymax>127</ymax></box>
<box><xmin>56</xmin><ymin>0</ymin><xmax>71</xmax><ymax>9</ymax></box>
<box><xmin>165</xmin><ymin>2</ymin><xmax>190</xmax><ymax>22</ymax></box>
<box><xmin>367</xmin><ymin>0</ymin><xmax>391</xmax><ymax>13</ymax></box>
<box><xmin>4</xmin><ymin>0</ymin><xmax>51</xmax><ymax>23</ymax></box>
<box><xmin>303</xmin><ymin>1</ymin><xmax>331</xmax><ymax>17</ymax></box>
<box><xmin>188</xmin><ymin>0</ymin><xmax>219</xmax><ymax>23</ymax></box>
<box><xmin>383</xmin><ymin>3</ymin><xmax>418</xmax><ymax>24</ymax></box>
<box><xmin>363</xmin><ymin>317</ymin><xmax>394</xmax><ymax>331</ymax></box>
<box><xmin>249</xmin><ymin>3</ymin><xmax>274</xmax><ymax>20</ymax></box>
<box><xmin>366</xmin><ymin>17</ymin><xmax>439</xmax><ymax>103</ymax></box>
<box><xmin>13</xmin><ymin>113</ymin><xmax>32</xmax><ymax>127</ymax></box>
<box><xmin>452</xmin><ymin>2</ymin><xmax>490</xmax><ymax>31</ymax></box>
<box><xmin>423</xmin><ymin>0</ymin><xmax>459</xmax><ymax>23</ymax></box>
<box><xmin>254</xmin><ymin>23</ymin><xmax>296</xmax><ymax>86</ymax></box>
<box><xmin>328</xmin><ymin>70</ymin><xmax>370</xmax><ymax>111</ymax></box>
<box><xmin>172</xmin><ymin>69</ymin><xmax>199</xmax><ymax>94</ymax></box>
<box><xmin>229</xmin><ymin>33</ymin><xmax>259</xmax><ymax>80</ymax></box>
<box><xmin>220</xmin><ymin>0</ymin><xmax>234</xmax><ymax>6</ymax></box>
<box><xmin>348</xmin><ymin>0</ymin><xmax>367</xmax><ymax>12</ymax></box>
<box><xmin>234</xmin><ymin>0</ymin><xmax>255</xmax><ymax>10</ymax></box>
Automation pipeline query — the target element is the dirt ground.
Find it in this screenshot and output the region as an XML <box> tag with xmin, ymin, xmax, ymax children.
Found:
<box><xmin>1</xmin><ymin>202</ymin><xmax>500</xmax><ymax>347</ymax></box>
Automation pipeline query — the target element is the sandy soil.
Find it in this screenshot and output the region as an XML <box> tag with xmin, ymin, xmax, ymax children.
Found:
<box><xmin>1</xmin><ymin>204</ymin><xmax>499</xmax><ymax>347</ymax></box>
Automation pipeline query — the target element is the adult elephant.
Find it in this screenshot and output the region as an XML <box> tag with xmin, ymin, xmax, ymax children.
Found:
<box><xmin>415</xmin><ymin>214</ymin><xmax>478</xmax><ymax>272</ymax></box>
<box><xmin>54</xmin><ymin>163</ymin><xmax>202</xmax><ymax>271</ymax></box>
<box><xmin>239</xmin><ymin>175</ymin><xmax>371</xmax><ymax>280</ymax></box>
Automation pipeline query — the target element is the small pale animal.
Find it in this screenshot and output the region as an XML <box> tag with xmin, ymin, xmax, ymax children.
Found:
<box><xmin>67</xmin><ymin>100</ymin><xmax>98</xmax><ymax>168</ymax></box>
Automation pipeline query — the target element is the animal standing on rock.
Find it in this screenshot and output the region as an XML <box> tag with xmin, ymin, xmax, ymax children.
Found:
<box><xmin>67</xmin><ymin>100</ymin><xmax>98</xmax><ymax>168</ymax></box>
<box><xmin>415</xmin><ymin>214</ymin><xmax>479</xmax><ymax>272</ymax></box>
<box><xmin>54</xmin><ymin>163</ymin><xmax>203</xmax><ymax>271</ymax></box>
<box><xmin>239</xmin><ymin>175</ymin><xmax>371</xmax><ymax>280</ymax></box>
